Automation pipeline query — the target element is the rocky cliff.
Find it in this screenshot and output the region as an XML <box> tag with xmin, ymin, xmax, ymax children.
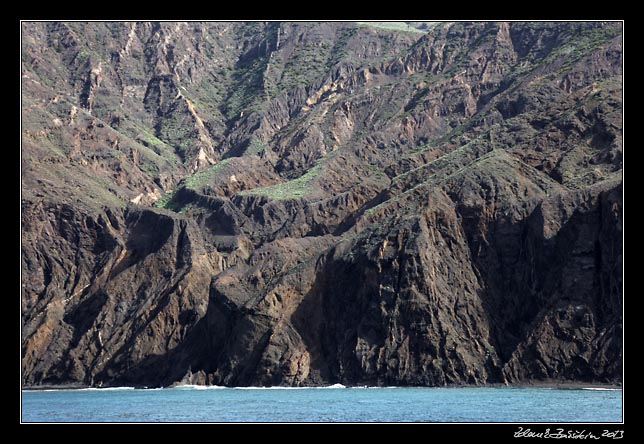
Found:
<box><xmin>21</xmin><ymin>21</ymin><xmax>622</xmax><ymax>387</ymax></box>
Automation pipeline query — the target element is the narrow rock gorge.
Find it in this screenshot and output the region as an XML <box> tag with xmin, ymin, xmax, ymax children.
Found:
<box><xmin>21</xmin><ymin>21</ymin><xmax>622</xmax><ymax>387</ymax></box>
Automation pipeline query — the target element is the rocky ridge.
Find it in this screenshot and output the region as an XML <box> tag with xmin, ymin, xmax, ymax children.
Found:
<box><xmin>21</xmin><ymin>21</ymin><xmax>622</xmax><ymax>387</ymax></box>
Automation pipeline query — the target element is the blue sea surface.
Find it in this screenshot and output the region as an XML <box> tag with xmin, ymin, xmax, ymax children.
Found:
<box><xmin>21</xmin><ymin>385</ymin><xmax>622</xmax><ymax>423</ymax></box>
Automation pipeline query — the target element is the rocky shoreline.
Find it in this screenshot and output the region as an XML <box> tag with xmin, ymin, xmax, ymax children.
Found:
<box><xmin>22</xmin><ymin>381</ymin><xmax>623</xmax><ymax>391</ymax></box>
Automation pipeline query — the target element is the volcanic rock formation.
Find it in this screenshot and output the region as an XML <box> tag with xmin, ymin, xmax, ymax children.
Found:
<box><xmin>21</xmin><ymin>21</ymin><xmax>622</xmax><ymax>387</ymax></box>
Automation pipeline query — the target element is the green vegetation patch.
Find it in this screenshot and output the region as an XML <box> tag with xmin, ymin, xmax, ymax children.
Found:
<box><xmin>223</xmin><ymin>55</ymin><xmax>270</xmax><ymax>120</ymax></box>
<box><xmin>327</xmin><ymin>26</ymin><xmax>358</xmax><ymax>66</ymax></box>
<box><xmin>181</xmin><ymin>80</ymin><xmax>227</xmax><ymax>124</ymax></box>
<box><xmin>279</xmin><ymin>41</ymin><xmax>334</xmax><ymax>92</ymax></box>
<box><xmin>356</xmin><ymin>22</ymin><xmax>430</xmax><ymax>34</ymax></box>
<box><xmin>154</xmin><ymin>113</ymin><xmax>196</xmax><ymax>161</ymax></box>
<box><xmin>127</xmin><ymin>123</ymin><xmax>181</xmax><ymax>165</ymax></box>
<box><xmin>54</xmin><ymin>163</ymin><xmax>126</xmax><ymax>211</ymax></box>
<box><xmin>245</xmin><ymin>137</ymin><xmax>267</xmax><ymax>156</ymax></box>
<box><xmin>153</xmin><ymin>189</ymin><xmax>180</xmax><ymax>211</ymax></box>
<box><xmin>184</xmin><ymin>158</ymin><xmax>235</xmax><ymax>190</ymax></box>
<box><xmin>153</xmin><ymin>158</ymin><xmax>237</xmax><ymax>211</ymax></box>
<box><xmin>238</xmin><ymin>164</ymin><xmax>322</xmax><ymax>200</ymax></box>
<box><xmin>525</xmin><ymin>23</ymin><xmax>621</xmax><ymax>74</ymax></box>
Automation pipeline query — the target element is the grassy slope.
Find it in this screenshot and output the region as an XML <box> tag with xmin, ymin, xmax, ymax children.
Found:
<box><xmin>22</xmin><ymin>22</ymin><xmax>621</xmax><ymax>215</ymax></box>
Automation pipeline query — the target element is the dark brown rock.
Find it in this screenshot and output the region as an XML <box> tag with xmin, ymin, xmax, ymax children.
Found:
<box><xmin>21</xmin><ymin>21</ymin><xmax>622</xmax><ymax>388</ymax></box>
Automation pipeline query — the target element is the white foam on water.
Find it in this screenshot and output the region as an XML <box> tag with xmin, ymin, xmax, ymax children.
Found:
<box><xmin>23</xmin><ymin>386</ymin><xmax>137</xmax><ymax>392</ymax></box>
<box><xmin>233</xmin><ymin>384</ymin><xmax>349</xmax><ymax>390</ymax></box>
<box><xmin>235</xmin><ymin>386</ymin><xmax>308</xmax><ymax>390</ymax></box>
<box><xmin>81</xmin><ymin>387</ymin><xmax>136</xmax><ymax>391</ymax></box>
<box><xmin>23</xmin><ymin>389</ymin><xmax>62</xmax><ymax>392</ymax></box>
<box><xmin>170</xmin><ymin>384</ymin><xmax>226</xmax><ymax>390</ymax></box>
<box><xmin>23</xmin><ymin>384</ymin><xmax>517</xmax><ymax>392</ymax></box>
<box><xmin>176</xmin><ymin>384</ymin><xmax>404</xmax><ymax>390</ymax></box>
<box><xmin>581</xmin><ymin>387</ymin><xmax>622</xmax><ymax>391</ymax></box>
<box><xmin>229</xmin><ymin>384</ymin><xmax>400</xmax><ymax>390</ymax></box>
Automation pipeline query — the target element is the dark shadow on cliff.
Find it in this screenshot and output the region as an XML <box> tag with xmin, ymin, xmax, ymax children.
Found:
<box><xmin>468</xmin><ymin>182</ymin><xmax>622</xmax><ymax>382</ymax></box>
<box><xmin>90</xmin><ymin>180</ymin><xmax>622</xmax><ymax>388</ymax></box>
<box><xmin>94</xmin><ymin>280</ymin><xmax>277</xmax><ymax>387</ymax></box>
<box><xmin>290</xmin><ymin>254</ymin><xmax>344</xmax><ymax>385</ymax></box>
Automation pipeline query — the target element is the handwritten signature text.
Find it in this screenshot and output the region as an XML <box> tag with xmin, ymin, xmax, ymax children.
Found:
<box><xmin>514</xmin><ymin>427</ymin><xmax>624</xmax><ymax>440</ymax></box>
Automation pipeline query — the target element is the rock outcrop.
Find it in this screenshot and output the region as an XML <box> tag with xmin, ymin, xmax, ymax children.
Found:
<box><xmin>21</xmin><ymin>21</ymin><xmax>622</xmax><ymax>387</ymax></box>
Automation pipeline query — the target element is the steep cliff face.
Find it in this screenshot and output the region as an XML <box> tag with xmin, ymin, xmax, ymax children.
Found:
<box><xmin>21</xmin><ymin>21</ymin><xmax>622</xmax><ymax>387</ymax></box>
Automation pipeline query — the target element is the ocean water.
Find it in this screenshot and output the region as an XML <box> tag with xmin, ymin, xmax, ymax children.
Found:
<box><xmin>21</xmin><ymin>385</ymin><xmax>622</xmax><ymax>423</ymax></box>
